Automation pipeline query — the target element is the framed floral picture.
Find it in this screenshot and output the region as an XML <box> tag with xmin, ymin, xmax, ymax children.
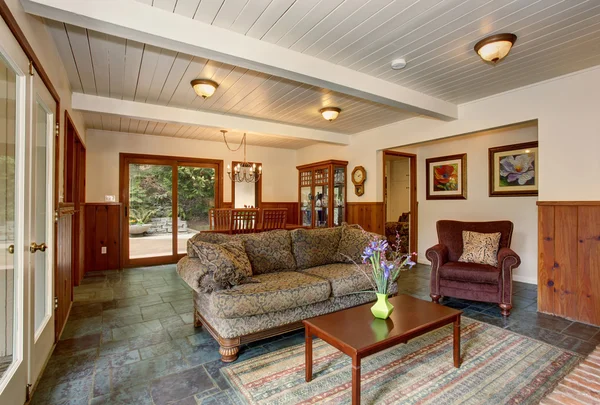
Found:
<box><xmin>426</xmin><ymin>153</ymin><xmax>467</xmax><ymax>200</ymax></box>
<box><xmin>489</xmin><ymin>141</ymin><xmax>538</xmax><ymax>197</ymax></box>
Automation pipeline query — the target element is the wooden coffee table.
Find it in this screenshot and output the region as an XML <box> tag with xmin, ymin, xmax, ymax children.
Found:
<box><xmin>303</xmin><ymin>294</ymin><xmax>462</xmax><ymax>405</ymax></box>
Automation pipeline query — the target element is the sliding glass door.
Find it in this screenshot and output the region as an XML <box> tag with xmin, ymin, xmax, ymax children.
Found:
<box><xmin>120</xmin><ymin>154</ymin><xmax>222</xmax><ymax>267</ymax></box>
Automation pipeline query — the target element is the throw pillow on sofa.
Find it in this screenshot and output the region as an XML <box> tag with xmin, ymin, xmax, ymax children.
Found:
<box><xmin>458</xmin><ymin>230</ymin><xmax>501</xmax><ymax>267</ymax></box>
<box><xmin>291</xmin><ymin>227</ymin><xmax>342</xmax><ymax>270</ymax></box>
<box><xmin>237</xmin><ymin>230</ymin><xmax>297</xmax><ymax>274</ymax></box>
<box><xmin>187</xmin><ymin>232</ymin><xmax>232</xmax><ymax>257</ymax></box>
<box><xmin>335</xmin><ymin>224</ymin><xmax>379</xmax><ymax>263</ymax></box>
<box><xmin>191</xmin><ymin>239</ymin><xmax>254</xmax><ymax>285</ymax></box>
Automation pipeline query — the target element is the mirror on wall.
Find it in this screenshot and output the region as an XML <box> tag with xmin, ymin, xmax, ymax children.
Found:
<box><xmin>232</xmin><ymin>161</ymin><xmax>262</xmax><ymax>208</ymax></box>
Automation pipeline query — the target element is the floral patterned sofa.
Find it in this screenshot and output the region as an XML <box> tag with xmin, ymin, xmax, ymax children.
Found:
<box><xmin>177</xmin><ymin>225</ymin><xmax>393</xmax><ymax>362</ymax></box>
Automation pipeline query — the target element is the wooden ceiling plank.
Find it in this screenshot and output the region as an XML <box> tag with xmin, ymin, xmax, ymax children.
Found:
<box><xmin>145</xmin><ymin>48</ymin><xmax>178</xmax><ymax>104</ymax></box>
<box><xmin>193</xmin><ymin>0</ymin><xmax>226</xmax><ymax>24</ymax></box>
<box><xmin>156</xmin><ymin>53</ymin><xmax>193</xmax><ymax>105</ymax></box>
<box><xmin>122</xmin><ymin>39</ymin><xmax>144</xmax><ymax>101</ymax></box>
<box><xmin>261</xmin><ymin>0</ymin><xmax>321</xmax><ymax>44</ymax></box>
<box><xmin>245</xmin><ymin>0</ymin><xmax>296</xmax><ymax>39</ymax></box>
<box><xmin>173</xmin><ymin>0</ymin><xmax>201</xmax><ymax>18</ymax></box>
<box><xmin>45</xmin><ymin>20</ymin><xmax>83</xmax><ymax>93</ymax></box>
<box><xmin>64</xmin><ymin>24</ymin><xmax>97</xmax><ymax>94</ymax></box>
<box><xmin>134</xmin><ymin>44</ymin><xmax>163</xmax><ymax>102</ymax></box>
<box><xmin>228</xmin><ymin>0</ymin><xmax>272</xmax><ymax>35</ymax></box>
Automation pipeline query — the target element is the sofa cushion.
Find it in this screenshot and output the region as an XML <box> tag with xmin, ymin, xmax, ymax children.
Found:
<box><xmin>335</xmin><ymin>224</ymin><xmax>379</xmax><ymax>263</ymax></box>
<box><xmin>187</xmin><ymin>232</ymin><xmax>232</xmax><ymax>257</ymax></box>
<box><xmin>303</xmin><ymin>263</ymin><xmax>373</xmax><ymax>297</ymax></box>
<box><xmin>191</xmin><ymin>239</ymin><xmax>253</xmax><ymax>277</ymax></box>
<box><xmin>210</xmin><ymin>272</ymin><xmax>331</xmax><ymax>318</ymax></box>
<box><xmin>439</xmin><ymin>261</ymin><xmax>500</xmax><ymax>284</ymax></box>
<box><xmin>291</xmin><ymin>227</ymin><xmax>342</xmax><ymax>270</ymax></box>
<box><xmin>458</xmin><ymin>230</ymin><xmax>501</xmax><ymax>267</ymax></box>
<box><xmin>236</xmin><ymin>230</ymin><xmax>296</xmax><ymax>274</ymax></box>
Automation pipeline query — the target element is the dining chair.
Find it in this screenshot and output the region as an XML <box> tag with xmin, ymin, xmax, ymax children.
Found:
<box><xmin>261</xmin><ymin>208</ymin><xmax>288</xmax><ymax>231</ymax></box>
<box><xmin>231</xmin><ymin>209</ymin><xmax>259</xmax><ymax>234</ymax></box>
<box><xmin>209</xmin><ymin>208</ymin><xmax>232</xmax><ymax>232</ymax></box>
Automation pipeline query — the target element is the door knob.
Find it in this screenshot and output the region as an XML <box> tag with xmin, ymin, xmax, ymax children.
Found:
<box><xmin>30</xmin><ymin>242</ymin><xmax>47</xmax><ymax>253</ymax></box>
<box><xmin>7</xmin><ymin>245</ymin><xmax>14</xmax><ymax>254</ymax></box>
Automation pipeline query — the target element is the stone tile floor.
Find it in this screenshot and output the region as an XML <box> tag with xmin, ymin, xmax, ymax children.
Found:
<box><xmin>31</xmin><ymin>264</ymin><xmax>600</xmax><ymax>405</ymax></box>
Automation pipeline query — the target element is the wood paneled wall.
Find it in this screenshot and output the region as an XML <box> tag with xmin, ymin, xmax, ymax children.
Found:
<box><xmin>347</xmin><ymin>202</ymin><xmax>385</xmax><ymax>234</ymax></box>
<box><xmin>84</xmin><ymin>203</ymin><xmax>121</xmax><ymax>272</ymax></box>
<box><xmin>538</xmin><ymin>201</ymin><xmax>600</xmax><ymax>326</ymax></box>
<box><xmin>55</xmin><ymin>204</ymin><xmax>74</xmax><ymax>340</ymax></box>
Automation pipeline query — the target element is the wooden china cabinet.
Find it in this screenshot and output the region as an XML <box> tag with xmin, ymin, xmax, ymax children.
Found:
<box><xmin>297</xmin><ymin>160</ymin><xmax>348</xmax><ymax>228</ymax></box>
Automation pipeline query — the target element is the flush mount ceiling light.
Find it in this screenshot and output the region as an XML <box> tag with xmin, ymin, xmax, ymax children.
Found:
<box><xmin>474</xmin><ymin>33</ymin><xmax>517</xmax><ymax>63</ymax></box>
<box><xmin>319</xmin><ymin>107</ymin><xmax>341</xmax><ymax>121</ymax></box>
<box><xmin>391</xmin><ymin>58</ymin><xmax>407</xmax><ymax>70</ymax></box>
<box><xmin>191</xmin><ymin>79</ymin><xmax>218</xmax><ymax>98</ymax></box>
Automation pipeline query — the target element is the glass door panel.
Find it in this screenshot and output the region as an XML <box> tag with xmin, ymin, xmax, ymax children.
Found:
<box><xmin>314</xmin><ymin>185</ymin><xmax>328</xmax><ymax>228</ymax></box>
<box><xmin>128</xmin><ymin>164</ymin><xmax>173</xmax><ymax>259</ymax></box>
<box><xmin>177</xmin><ymin>166</ymin><xmax>216</xmax><ymax>254</ymax></box>
<box><xmin>32</xmin><ymin>101</ymin><xmax>49</xmax><ymax>336</ymax></box>
<box><xmin>300</xmin><ymin>186</ymin><xmax>312</xmax><ymax>227</ymax></box>
<box><xmin>333</xmin><ymin>167</ymin><xmax>345</xmax><ymax>226</ymax></box>
<box><xmin>0</xmin><ymin>53</ymin><xmax>17</xmax><ymax>384</ymax></box>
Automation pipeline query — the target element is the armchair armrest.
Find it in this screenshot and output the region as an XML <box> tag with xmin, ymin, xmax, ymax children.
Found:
<box><xmin>426</xmin><ymin>244</ymin><xmax>449</xmax><ymax>269</ymax></box>
<box><xmin>426</xmin><ymin>244</ymin><xmax>449</xmax><ymax>297</ymax></box>
<box><xmin>497</xmin><ymin>247</ymin><xmax>521</xmax><ymax>305</ymax></box>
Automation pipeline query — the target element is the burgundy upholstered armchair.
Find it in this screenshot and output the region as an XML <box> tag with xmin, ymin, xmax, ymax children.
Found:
<box><xmin>426</xmin><ymin>220</ymin><xmax>521</xmax><ymax>316</ymax></box>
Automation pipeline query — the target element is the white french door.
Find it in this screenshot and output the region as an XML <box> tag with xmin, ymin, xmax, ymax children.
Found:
<box><xmin>27</xmin><ymin>69</ymin><xmax>55</xmax><ymax>390</ymax></box>
<box><xmin>0</xmin><ymin>16</ymin><xmax>55</xmax><ymax>405</ymax></box>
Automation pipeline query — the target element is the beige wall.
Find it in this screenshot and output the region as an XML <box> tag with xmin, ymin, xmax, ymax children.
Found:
<box><xmin>394</xmin><ymin>123</ymin><xmax>538</xmax><ymax>284</ymax></box>
<box><xmin>297</xmin><ymin>65</ymin><xmax>600</xmax><ymax>204</ymax></box>
<box><xmin>6</xmin><ymin>0</ymin><xmax>86</xmax><ymax>201</ymax></box>
<box><xmin>85</xmin><ymin>131</ymin><xmax>298</xmax><ymax>203</ymax></box>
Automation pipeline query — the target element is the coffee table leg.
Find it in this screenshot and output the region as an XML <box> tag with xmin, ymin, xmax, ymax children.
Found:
<box><xmin>352</xmin><ymin>356</ymin><xmax>361</xmax><ymax>405</ymax></box>
<box><xmin>305</xmin><ymin>327</ymin><xmax>312</xmax><ymax>382</ymax></box>
<box><xmin>453</xmin><ymin>315</ymin><xmax>461</xmax><ymax>368</ymax></box>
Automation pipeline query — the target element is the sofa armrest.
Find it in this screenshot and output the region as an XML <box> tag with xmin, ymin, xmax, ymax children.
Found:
<box><xmin>497</xmin><ymin>247</ymin><xmax>521</xmax><ymax>304</ymax></box>
<box><xmin>426</xmin><ymin>244</ymin><xmax>449</xmax><ymax>296</ymax></box>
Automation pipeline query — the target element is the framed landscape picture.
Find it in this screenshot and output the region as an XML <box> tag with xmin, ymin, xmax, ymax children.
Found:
<box><xmin>489</xmin><ymin>141</ymin><xmax>538</xmax><ymax>197</ymax></box>
<box><xmin>426</xmin><ymin>153</ymin><xmax>467</xmax><ymax>200</ymax></box>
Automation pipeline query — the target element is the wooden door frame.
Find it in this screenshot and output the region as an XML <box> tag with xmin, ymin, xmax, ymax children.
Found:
<box><xmin>230</xmin><ymin>160</ymin><xmax>262</xmax><ymax>208</ymax></box>
<box><xmin>119</xmin><ymin>153</ymin><xmax>224</xmax><ymax>268</ymax></box>
<box><xmin>382</xmin><ymin>150</ymin><xmax>418</xmax><ymax>255</ymax></box>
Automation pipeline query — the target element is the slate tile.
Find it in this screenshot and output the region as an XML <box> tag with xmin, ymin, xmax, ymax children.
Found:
<box><xmin>37</xmin><ymin>349</ymin><xmax>98</xmax><ymax>390</ymax></box>
<box><xmin>161</xmin><ymin>290</ymin><xmax>193</xmax><ymax>303</ymax></box>
<box><xmin>90</xmin><ymin>384</ymin><xmax>154</xmax><ymax>405</ymax></box>
<box><xmin>54</xmin><ymin>333</ymin><xmax>101</xmax><ymax>356</ymax></box>
<box><xmin>179</xmin><ymin>312</ymin><xmax>194</xmax><ymax>325</ymax></box>
<box><xmin>110</xmin><ymin>349</ymin><xmax>141</xmax><ymax>368</ymax></box>
<box><xmin>68</xmin><ymin>303</ymin><xmax>103</xmax><ymax>321</ymax></box>
<box><xmin>181</xmin><ymin>340</ymin><xmax>221</xmax><ymax>366</ymax></box>
<box><xmin>170</xmin><ymin>299</ymin><xmax>194</xmax><ymax>314</ymax></box>
<box><xmin>147</xmin><ymin>285</ymin><xmax>187</xmax><ymax>295</ymax></box>
<box><xmin>111</xmin><ymin>351</ymin><xmax>187</xmax><ymax>389</ymax></box>
<box><xmin>263</xmin><ymin>332</ymin><xmax>306</xmax><ymax>351</ymax></box>
<box><xmin>139</xmin><ymin>341</ymin><xmax>184</xmax><ymax>360</ymax></box>
<box><xmin>101</xmin><ymin>314</ymin><xmax>144</xmax><ymax>328</ymax></box>
<box><xmin>31</xmin><ymin>376</ymin><xmax>92</xmax><ymax>405</ymax></box>
<box><xmin>116</xmin><ymin>294</ymin><xmax>163</xmax><ymax>308</ymax></box>
<box><xmin>562</xmin><ymin>322</ymin><xmax>600</xmax><ymax>341</ymax></box>
<box><xmin>150</xmin><ymin>365</ymin><xmax>215</xmax><ymax>405</ymax></box>
<box><xmin>555</xmin><ymin>336</ymin><xmax>597</xmax><ymax>356</ymax></box>
<box><xmin>160</xmin><ymin>315</ymin><xmax>185</xmax><ymax>329</ymax></box>
<box><xmin>102</xmin><ymin>305</ymin><xmax>141</xmax><ymax>321</ymax></box>
<box><xmin>93</xmin><ymin>367</ymin><xmax>111</xmax><ymax>397</ymax></box>
<box><xmin>112</xmin><ymin>319</ymin><xmax>163</xmax><ymax>341</ymax></box>
<box><xmin>60</xmin><ymin>316</ymin><xmax>103</xmax><ymax>340</ymax></box>
<box><xmin>141</xmin><ymin>302</ymin><xmax>177</xmax><ymax>321</ymax></box>
<box><xmin>129</xmin><ymin>330</ymin><xmax>173</xmax><ymax>350</ymax></box>
<box><xmin>99</xmin><ymin>339</ymin><xmax>130</xmax><ymax>358</ymax></box>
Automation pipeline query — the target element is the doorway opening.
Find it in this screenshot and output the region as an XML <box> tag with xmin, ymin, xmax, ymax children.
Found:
<box><xmin>382</xmin><ymin>150</ymin><xmax>418</xmax><ymax>255</ymax></box>
<box><xmin>119</xmin><ymin>153</ymin><xmax>223</xmax><ymax>267</ymax></box>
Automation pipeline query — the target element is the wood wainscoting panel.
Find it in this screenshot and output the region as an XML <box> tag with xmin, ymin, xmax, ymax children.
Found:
<box><xmin>56</xmin><ymin>204</ymin><xmax>74</xmax><ymax>340</ymax></box>
<box><xmin>537</xmin><ymin>201</ymin><xmax>600</xmax><ymax>326</ymax></box>
<box><xmin>84</xmin><ymin>203</ymin><xmax>122</xmax><ymax>272</ymax></box>
<box><xmin>347</xmin><ymin>202</ymin><xmax>384</xmax><ymax>234</ymax></box>
<box><xmin>261</xmin><ymin>202</ymin><xmax>299</xmax><ymax>225</ymax></box>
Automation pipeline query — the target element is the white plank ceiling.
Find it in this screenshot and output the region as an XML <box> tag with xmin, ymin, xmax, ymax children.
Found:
<box><xmin>133</xmin><ymin>0</ymin><xmax>600</xmax><ymax>104</ymax></box>
<box><xmin>82</xmin><ymin>112</ymin><xmax>319</xmax><ymax>149</ymax></box>
<box><xmin>46</xmin><ymin>20</ymin><xmax>416</xmax><ymax>138</ymax></box>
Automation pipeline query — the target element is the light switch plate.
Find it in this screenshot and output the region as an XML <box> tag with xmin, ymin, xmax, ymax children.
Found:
<box><xmin>105</xmin><ymin>195</ymin><xmax>116</xmax><ymax>202</ymax></box>
<box><xmin>101</xmin><ymin>247</ymin><xmax>107</xmax><ymax>254</ymax></box>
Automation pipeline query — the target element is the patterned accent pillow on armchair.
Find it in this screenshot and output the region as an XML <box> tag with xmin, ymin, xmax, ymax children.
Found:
<box><xmin>458</xmin><ymin>231</ymin><xmax>501</xmax><ymax>267</ymax></box>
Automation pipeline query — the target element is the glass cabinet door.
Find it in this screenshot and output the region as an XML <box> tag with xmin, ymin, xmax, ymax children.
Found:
<box><xmin>313</xmin><ymin>167</ymin><xmax>329</xmax><ymax>228</ymax></box>
<box><xmin>299</xmin><ymin>170</ymin><xmax>312</xmax><ymax>227</ymax></box>
<box><xmin>333</xmin><ymin>166</ymin><xmax>345</xmax><ymax>226</ymax></box>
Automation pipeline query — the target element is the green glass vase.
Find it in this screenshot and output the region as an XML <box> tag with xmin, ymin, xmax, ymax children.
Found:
<box><xmin>371</xmin><ymin>293</ymin><xmax>394</xmax><ymax>319</ymax></box>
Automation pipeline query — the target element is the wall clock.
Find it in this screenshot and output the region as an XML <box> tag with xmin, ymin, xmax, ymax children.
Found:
<box><xmin>351</xmin><ymin>166</ymin><xmax>366</xmax><ymax>196</ymax></box>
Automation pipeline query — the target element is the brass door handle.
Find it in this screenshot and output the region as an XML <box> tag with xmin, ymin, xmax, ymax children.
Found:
<box><xmin>8</xmin><ymin>245</ymin><xmax>14</xmax><ymax>254</ymax></box>
<box><xmin>30</xmin><ymin>242</ymin><xmax>47</xmax><ymax>253</ymax></box>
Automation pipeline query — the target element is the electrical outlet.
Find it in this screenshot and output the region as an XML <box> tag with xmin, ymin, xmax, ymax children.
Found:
<box><xmin>101</xmin><ymin>247</ymin><xmax>107</xmax><ymax>254</ymax></box>
<box><xmin>105</xmin><ymin>195</ymin><xmax>116</xmax><ymax>202</ymax></box>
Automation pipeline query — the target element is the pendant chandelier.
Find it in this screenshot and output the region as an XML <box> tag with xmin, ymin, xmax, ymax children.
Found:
<box><xmin>221</xmin><ymin>130</ymin><xmax>262</xmax><ymax>183</ymax></box>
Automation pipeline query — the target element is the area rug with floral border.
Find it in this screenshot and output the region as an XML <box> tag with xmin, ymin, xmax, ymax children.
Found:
<box><xmin>222</xmin><ymin>318</ymin><xmax>581</xmax><ymax>405</ymax></box>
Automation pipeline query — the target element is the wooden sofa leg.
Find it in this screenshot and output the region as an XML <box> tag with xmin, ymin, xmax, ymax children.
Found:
<box><xmin>194</xmin><ymin>308</ymin><xmax>202</xmax><ymax>328</ymax></box>
<box><xmin>499</xmin><ymin>303</ymin><xmax>512</xmax><ymax>317</ymax></box>
<box><xmin>430</xmin><ymin>294</ymin><xmax>441</xmax><ymax>304</ymax></box>
<box><xmin>219</xmin><ymin>339</ymin><xmax>240</xmax><ymax>363</ymax></box>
